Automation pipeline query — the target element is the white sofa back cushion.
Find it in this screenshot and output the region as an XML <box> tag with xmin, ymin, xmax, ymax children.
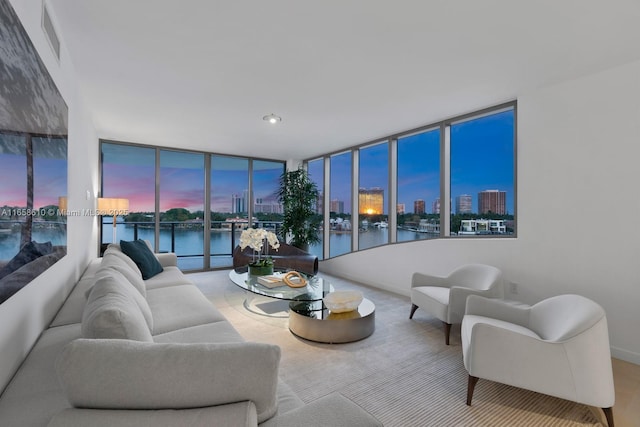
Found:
<box><xmin>99</xmin><ymin>252</ymin><xmax>147</xmax><ymax>297</ymax></box>
<box><xmin>56</xmin><ymin>339</ymin><xmax>281</xmax><ymax>423</ymax></box>
<box><xmin>81</xmin><ymin>272</ymin><xmax>153</xmax><ymax>341</ymax></box>
<box><xmin>103</xmin><ymin>245</ymin><xmax>142</xmax><ymax>277</ymax></box>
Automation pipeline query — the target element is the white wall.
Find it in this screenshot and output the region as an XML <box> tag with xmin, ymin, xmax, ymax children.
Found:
<box><xmin>0</xmin><ymin>0</ymin><xmax>99</xmax><ymax>392</ymax></box>
<box><xmin>321</xmin><ymin>59</ymin><xmax>640</xmax><ymax>365</ymax></box>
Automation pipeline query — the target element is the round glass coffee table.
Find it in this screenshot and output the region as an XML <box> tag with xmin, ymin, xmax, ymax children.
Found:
<box><xmin>229</xmin><ymin>270</ymin><xmax>375</xmax><ymax>343</ymax></box>
<box><xmin>228</xmin><ymin>270</ymin><xmax>333</xmax><ymax>318</ymax></box>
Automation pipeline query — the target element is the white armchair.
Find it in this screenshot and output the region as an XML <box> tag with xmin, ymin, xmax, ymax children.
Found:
<box><xmin>462</xmin><ymin>294</ymin><xmax>615</xmax><ymax>427</ymax></box>
<box><xmin>410</xmin><ymin>264</ymin><xmax>503</xmax><ymax>345</ymax></box>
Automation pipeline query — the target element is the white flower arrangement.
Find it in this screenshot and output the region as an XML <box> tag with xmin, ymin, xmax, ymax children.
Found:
<box><xmin>239</xmin><ymin>228</ymin><xmax>280</xmax><ymax>266</ymax></box>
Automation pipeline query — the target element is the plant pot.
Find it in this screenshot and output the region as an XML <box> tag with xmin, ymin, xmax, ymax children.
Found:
<box><xmin>248</xmin><ymin>263</ymin><xmax>274</xmax><ymax>277</ymax></box>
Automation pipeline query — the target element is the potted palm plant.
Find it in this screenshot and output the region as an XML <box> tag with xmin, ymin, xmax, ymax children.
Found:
<box><xmin>277</xmin><ymin>168</ymin><xmax>321</xmax><ymax>251</ymax></box>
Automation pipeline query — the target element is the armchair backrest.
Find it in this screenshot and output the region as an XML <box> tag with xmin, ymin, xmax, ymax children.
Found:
<box><xmin>448</xmin><ymin>264</ymin><xmax>503</xmax><ymax>295</ymax></box>
<box><xmin>529</xmin><ymin>294</ymin><xmax>606</xmax><ymax>341</ymax></box>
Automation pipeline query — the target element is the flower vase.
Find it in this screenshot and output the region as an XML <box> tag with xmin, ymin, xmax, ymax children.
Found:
<box><xmin>248</xmin><ymin>263</ymin><xmax>274</xmax><ymax>277</ymax></box>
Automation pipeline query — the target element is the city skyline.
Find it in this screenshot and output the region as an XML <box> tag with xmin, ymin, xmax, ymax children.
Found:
<box><xmin>99</xmin><ymin>109</ymin><xmax>513</xmax><ymax>217</ymax></box>
<box><xmin>309</xmin><ymin>109</ymin><xmax>514</xmax><ymax>216</ymax></box>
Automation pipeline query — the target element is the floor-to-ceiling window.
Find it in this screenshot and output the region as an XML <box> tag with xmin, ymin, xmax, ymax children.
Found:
<box><xmin>252</xmin><ymin>160</ymin><xmax>285</xmax><ymax>230</ymax></box>
<box><xmin>307</xmin><ymin>158</ymin><xmax>324</xmax><ymax>259</ymax></box>
<box><xmin>101</xmin><ymin>143</ymin><xmax>156</xmax><ymax>246</ymax></box>
<box><xmin>396</xmin><ymin>128</ymin><xmax>440</xmax><ymax>242</ymax></box>
<box><xmin>358</xmin><ymin>141</ymin><xmax>388</xmax><ymax>250</ymax></box>
<box><xmin>159</xmin><ymin>150</ymin><xmax>205</xmax><ymax>270</ymax></box>
<box><xmin>210</xmin><ymin>155</ymin><xmax>248</xmax><ymax>268</ymax></box>
<box><xmin>100</xmin><ymin>140</ymin><xmax>285</xmax><ymax>271</ymax></box>
<box><xmin>329</xmin><ymin>151</ymin><xmax>352</xmax><ymax>257</ymax></box>
<box><xmin>449</xmin><ymin>107</ymin><xmax>515</xmax><ymax>236</ymax></box>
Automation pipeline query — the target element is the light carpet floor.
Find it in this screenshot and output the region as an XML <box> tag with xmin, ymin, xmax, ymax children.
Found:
<box><xmin>190</xmin><ymin>270</ymin><xmax>605</xmax><ymax>427</ymax></box>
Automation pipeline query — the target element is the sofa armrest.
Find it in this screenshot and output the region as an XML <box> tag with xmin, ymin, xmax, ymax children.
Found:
<box><xmin>48</xmin><ymin>402</ymin><xmax>258</xmax><ymax>427</ymax></box>
<box><xmin>56</xmin><ymin>339</ymin><xmax>280</xmax><ymax>423</ymax></box>
<box><xmin>410</xmin><ymin>272</ymin><xmax>448</xmax><ymax>289</ymax></box>
<box><xmin>155</xmin><ymin>252</ymin><xmax>177</xmax><ymax>268</ymax></box>
<box><xmin>465</xmin><ymin>295</ymin><xmax>530</xmax><ymax>327</ymax></box>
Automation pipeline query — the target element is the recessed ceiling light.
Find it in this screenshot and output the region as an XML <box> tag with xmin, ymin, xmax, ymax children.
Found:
<box><xmin>263</xmin><ymin>113</ymin><xmax>282</xmax><ymax>124</ymax></box>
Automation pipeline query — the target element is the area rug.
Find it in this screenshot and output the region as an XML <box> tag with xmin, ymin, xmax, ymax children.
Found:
<box><xmin>191</xmin><ymin>270</ymin><xmax>605</xmax><ymax>427</ymax></box>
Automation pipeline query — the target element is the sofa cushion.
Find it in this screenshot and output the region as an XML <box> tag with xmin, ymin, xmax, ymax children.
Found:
<box><xmin>50</xmin><ymin>259</ymin><xmax>102</xmax><ymax>327</ymax></box>
<box><xmin>56</xmin><ymin>339</ymin><xmax>281</xmax><ymax>423</ymax></box>
<box><xmin>144</xmin><ymin>266</ymin><xmax>193</xmax><ymax>290</ymax></box>
<box><xmin>97</xmin><ymin>269</ymin><xmax>153</xmax><ymax>332</ymax></box>
<box><xmin>146</xmin><ymin>285</ymin><xmax>226</xmax><ymax>335</ymax></box>
<box><xmin>82</xmin><ymin>274</ymin><xmax>153</xmax><ymax>341</ymax></box>
<box><xmin>120</xmin><ymin>239</ymin><xmax>164</xmax><ymax>280</ymax></box>
<box><xmin>153</xmin><ymin>321</ymin><xmax>245</xmax><ymax>344</ymax></box>
<box><xmin>260</xmin><ymin>382</ymin><xmax>305</xmax><ymax>427</ymax></box>
<box><xmin>103</xmin><ymin>245</ymin><xmax>142</xmax><ymax>277</ymax></box>
<box><xmin>0</xmin><ymin>324</ymin><xmax>80</xmax><ymax>427</ymax></box>
<box><xmin>99</xmin><ymin>252</ymin><xmax>146</xmax><ymax>297</ymax></box>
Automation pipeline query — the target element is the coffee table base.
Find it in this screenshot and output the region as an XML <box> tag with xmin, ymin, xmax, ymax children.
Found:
<box><xmin>242</xmin><ymin>292</ymin><xmax>290</xmax><ymax>318</ymax></box>
<box><xmin>288</xmin><ymin>298</ymin><xmax>375</xmax><ymax>344</ymax></box>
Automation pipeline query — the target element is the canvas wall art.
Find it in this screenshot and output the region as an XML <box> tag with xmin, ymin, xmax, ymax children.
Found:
<box><xmin>0</xmin><ymin>0</ymin><xmax>68</xmax><ymax>304</ymax></box>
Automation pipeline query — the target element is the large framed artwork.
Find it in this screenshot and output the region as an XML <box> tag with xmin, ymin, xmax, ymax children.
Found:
<box><xmin>0</xmin><ymin>0</ymin><xmax>68</xmax><ymax>304</ymax></box>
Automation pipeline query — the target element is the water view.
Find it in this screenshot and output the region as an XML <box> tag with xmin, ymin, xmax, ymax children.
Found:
<box><xmin>0</xmin><ymin>226</ymin><xmax>66</xmax><ymax>261</ymax></box>
<box><xmin>101</xmin><ymin>223</ymin><xmax>435</xmax><ymax>271</ymax></box>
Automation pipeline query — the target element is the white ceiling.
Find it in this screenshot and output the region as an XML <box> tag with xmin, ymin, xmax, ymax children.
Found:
<box><xmin>49</xmin><ymin>0</ymin><xmax>640</xmax><ymax>161</ymax></box>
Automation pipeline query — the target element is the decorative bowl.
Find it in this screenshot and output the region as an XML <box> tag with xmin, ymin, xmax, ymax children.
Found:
<box><xmin>323</xmin><ymin>290</ymin><xmax>363</xmax><ymax>313</ymax></box>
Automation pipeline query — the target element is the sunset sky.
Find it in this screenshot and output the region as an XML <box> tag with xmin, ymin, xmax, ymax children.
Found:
<box><xmin>0</xmin><ymin>152</ymin><xmax>67</xmax><ymax>208</ymax></box>
<box><xmin>98</xmin><ymin>109</ymin><xmax>513</xmax><ymax>216</ymax></box>
<box><xmin>309</xmin><ymin>109</ymin><xmax>514</xmax><ymax>215</ymax></box>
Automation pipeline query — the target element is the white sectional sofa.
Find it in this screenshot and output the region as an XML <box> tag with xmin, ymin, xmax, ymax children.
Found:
<box><xmin>0</xmin><ymin>243</ymin><xmax>381</xmax><ymax>426</ymax></box>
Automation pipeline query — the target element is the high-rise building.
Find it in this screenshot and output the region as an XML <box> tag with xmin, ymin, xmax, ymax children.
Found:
<box><xmin>231</xmin><ymin>191</ymin><xmax>247</xmax><ymax>213</ymax></box>
<box><xmin>432</xmin><ymin>198</ymin><xmax>440</xmax><ymax>214</ymax></box>
<box><xmin>330</xmin><ymin>199</ymin><xmax>344</xmax><ymax>214</ymax></box>
<box><xmin>396</xmin><ymin>203</ymin><xmax>405</xmax><ymax>215</ymax></box>
<box><xmin>359</xmin><ymin>187</ymin><xmax>384</xmax><ymax>215</ymax></box>
<box><xmin>478</xmin><ymin>190</ymin><xmax>506</xmax><ymax>215</ymax></box>
<box><xmin>316</xmin><ymin>191</ymin><xmax>323</xmax><ymax>215</ymax></box>
<box><xmin>456</xmin><ymin>194</ymin><xmax>472</xmax><ymax>214</ymax></box>
<box><xmin>414</xmin><ymin>199</ymin><xmax>425</xmax><ymax>214</ymax></box>
<box><xmin>254</xmin><ymin>194</ymin><xmax>283</xmax><ymax>214</ymax></box>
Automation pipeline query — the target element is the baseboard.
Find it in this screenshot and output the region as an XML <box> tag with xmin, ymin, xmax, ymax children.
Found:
<box><xmin>610</xmin><ymin>346</ymin><xmax>640</xmax><ymax>365</ymax></box>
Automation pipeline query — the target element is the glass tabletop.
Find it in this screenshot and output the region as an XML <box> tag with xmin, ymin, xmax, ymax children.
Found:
<box><xmin>228</xmin><ymin>270</ymin><xmax>333</xmax><ymax>302</ymax></box>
